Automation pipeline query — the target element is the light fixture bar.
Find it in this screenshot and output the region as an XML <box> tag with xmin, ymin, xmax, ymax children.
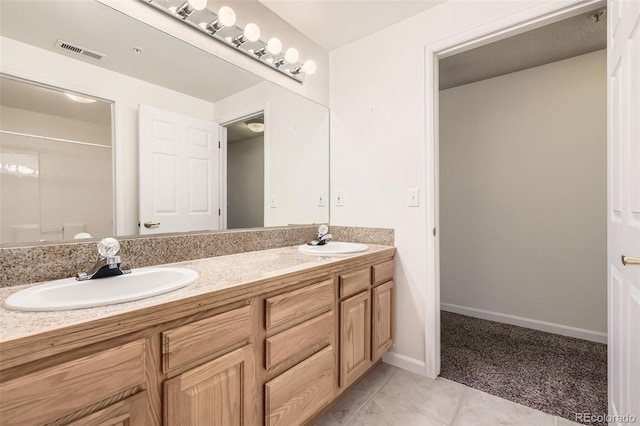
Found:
<box><xmin>141</xmin><ymin>0</ymin><xmax>316</xmax><ymax>83</ymax></box>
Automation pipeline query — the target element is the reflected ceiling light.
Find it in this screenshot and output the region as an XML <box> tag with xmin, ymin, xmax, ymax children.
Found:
<box><xmin>176</xmin><ymin>0</ymin><xmax>207</xmax><ymax>19</ymax></box>
<box><xmin>64</xmin><ymin>93</ymin><xmax>97</xmax><ymax>104</ymax></box>
<box><xmin>142</xmin><ymin>0</ymin><xmax>317</xmax><ymax>83</ymax></box>
<box><xmin>246</xmin><ymin>118</ymin><xmax>264</xmax><ymax>133</ymax></box>
<box><xmin>232</xmin><ymin>23</ymin><xmax>260</xmax><ymax>46</ymax></box>
<box><xmin>205</xmin><ymin>6</ymin><xmax>236</xmax><ymax>34</ymax></box>
<box><xmin>254</xmin><ymin>37</ymin><xmax>282</xmax><ymax>58</ymax></box>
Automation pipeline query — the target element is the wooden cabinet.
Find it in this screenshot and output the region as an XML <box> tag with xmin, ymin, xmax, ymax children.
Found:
<box><xmin>338</xmin><ymin>260</ymin><xmax>395</xmax><ymax>390</ymax></box>
<box><xmin>372</xmin><ymin>280</ymin><xmax>394</xmax><ymax>361</ymax></box>
<box><xmin>265</xmin><ymin>346</ymin><xmax>334</xmax><ymax>426</ymax></box>
<box><xmin>164</xmin><ymin>345</ymin><xmax>257</xmax><ymax>426</ymax></box>
<box><xmin>66</xmin><ymin>392</ymin><xmax>147</xmax><ymax>426</ymax></box>
<box><xmin>339</xmin><ymin>290</ymin><xmax>372</xmax><ymax>388</ymax></box>
<box><xmin>0</xmin><ymin>340</ymin><xmax>147</xmax><ymax>426</ymax></box>
<box><xmin>0</xmin><ymin>249</ymin><xmax>395</xmax><ymax>426</ymax></box>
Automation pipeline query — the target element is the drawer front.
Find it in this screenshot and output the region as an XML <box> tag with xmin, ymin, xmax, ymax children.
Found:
<box><xmin>162</xmin><ymin>305</ymin><xmax>251</xmax><ymax>373</ymax></box>
<box><xmin>339</xmin><ymin>268</ymin><xmax>370</xmax><ymax>298</ymax></box>
<box><xmin>265</xmin><ymin>346</ymin><xmax>334</xmax><ymax>426</ymax></box>
<box><xmin>372</xmin><ymin>260</ymin><xmax>394</xmax><ymax>286</ymax></box>
<box><xmin>265</xmin><ymin>311</ymin><xmax>334</xmax><ymax>370</ymax></box>
<box><xmin>265</xmin><ymin>279</ymin><xmax>333</xmax><ymax>330</ymax></box>
<box><xmin>0</xmin><ymin>339</ymin><xmax>146</xmax><ymax>426</ymax></box>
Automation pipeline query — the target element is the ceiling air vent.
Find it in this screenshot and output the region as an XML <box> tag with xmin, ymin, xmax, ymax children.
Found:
<box><xmin>54</xmin><ymin>40</ymin><xmax>107</xmax><ymax>61</ymax></box>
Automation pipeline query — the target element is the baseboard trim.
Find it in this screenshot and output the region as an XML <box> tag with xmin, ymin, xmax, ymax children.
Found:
<box><xmin>382</xmin><ymin>351</ymin><xmax>428</xmax><ymax>377</ymax></box>
<box><xmin>440</xmin><ymin>303</ymin><xmax>607</xmax><ymax>344</ymax></box>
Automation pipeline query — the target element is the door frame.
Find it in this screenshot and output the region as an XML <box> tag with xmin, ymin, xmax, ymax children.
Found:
<box><xmin>423</xmin><ymin>0</ymin><xmax>606</xmax><ymax>379</ymax></box>
<box><xmin>217</xmin><ymin>104</ymin><xmax>269</xmax><ymax>230</ymax></box>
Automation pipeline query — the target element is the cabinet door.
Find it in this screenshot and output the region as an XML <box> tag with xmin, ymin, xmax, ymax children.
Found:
<box><xmin>372</xmin><ymin>281</ymin><xmax>394</xmax><ymax>361</ymax></box>
<box><xmin>164</xmin><ymin>345</ymin><xmax>257</xmax><ymax>426</ymax></box>
<box><xmin>67</xmin><ymin>392</ymin><xmax>146</xmax><ymax>426</ymax></box>
<box><xmin>340</xmin><ymin>290</ymin><xmax>371</xmax><ymax>388</ymax></box>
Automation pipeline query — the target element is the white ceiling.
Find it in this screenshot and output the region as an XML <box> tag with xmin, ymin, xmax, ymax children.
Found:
<box><xmin>258</xmin><ymin>0</ymin><xmax>445</xmax><ymax>51</ymax></box>
<box><xmin>439</xmin><ymin>9</ymin><xmax>607</xmax><ymax>90</ymax></box>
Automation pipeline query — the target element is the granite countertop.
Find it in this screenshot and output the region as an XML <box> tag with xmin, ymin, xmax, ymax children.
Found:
<box><xmin>0</xmin><ymin>244</ymin><xmax>394</xmax><ymax>343</ymax></box>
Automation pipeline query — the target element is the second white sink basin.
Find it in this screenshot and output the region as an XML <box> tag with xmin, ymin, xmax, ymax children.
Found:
<box><xmin>298</xmin><ymin>241</ymin><xmax>369</xmax><ymax>255</ymax></box>
<box><xmin>3</xmin><ymin>267</ymin><xmax>199</xmax><ymax>311</ymax></box>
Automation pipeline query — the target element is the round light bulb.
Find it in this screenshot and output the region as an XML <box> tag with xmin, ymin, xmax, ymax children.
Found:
<box><xmin>266</xmin><ymin>37</ymin><xmax>282</xmax><ymax>55</ymax></box>
<box><xmin>284</xmin><ymin>47</ymin><xmax>299</xmax><ymax>64</ymax></box>
<box><xmin>244</xmin><ymin>23</ymin><xmax>260</xmax><ymax>42</ymax></box>
<box><xmin>218</xmin><ymin>6</ymin><xmax>235</xmax><ymax>27</ymax></box>
<box><xmin>187</xmin><ymin>0</ymin><xmax>207</xmax><ymax>11</ymax></box>
<box><xmin>302</xmin><ymin>59</ymin><xmax>317</xmax><ymax>75</ymax></box>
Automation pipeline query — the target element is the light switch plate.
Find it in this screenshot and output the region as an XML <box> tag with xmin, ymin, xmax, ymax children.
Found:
<box><xmin>270</xmin><ymin>194</ymin><xmax>277</xmax><ymax>208</ymax></box>
<box><xmin>318</xmin><ymin>192</ymin><xmax>326</xmax><ymax>207</ymax></box>
<box><xmin>408</xmin><ymin>188</ymin><xmax>419</xmax><ymax>207</ymax></box>
<box><xmin>336</xmin><ymin>191</ymin><xmax>344</xmax><ymax>206</ymax></box>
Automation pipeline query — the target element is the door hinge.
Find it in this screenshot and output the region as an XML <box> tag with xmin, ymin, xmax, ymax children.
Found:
<box><xmin>218</xmin><ymin>141</ymin><xmax>221</xmax><ymax>149</ymax></box>
<box><xmin>218</xmin><ymin>208</ymin><xmax>221</xmax><ymax>216</ymax></box>
<box><xmin>433</xmin><ymin>227</ymin><xmax>437</xmax><ymax>237</ymax></box>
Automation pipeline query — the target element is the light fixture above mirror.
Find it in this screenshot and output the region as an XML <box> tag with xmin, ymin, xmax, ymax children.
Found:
<box><xmin>142</xmin><ymin>0</ymin><xmax>317</xmax><ymax>83</ymax></box>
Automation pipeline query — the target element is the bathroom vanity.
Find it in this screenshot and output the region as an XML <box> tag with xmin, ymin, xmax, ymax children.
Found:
<box><xmin>0</xmin><ymin>244</ymin><xmax>395</xmax><ymax>425</ymax></box>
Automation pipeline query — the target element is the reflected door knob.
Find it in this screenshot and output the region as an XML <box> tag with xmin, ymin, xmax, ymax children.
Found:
<box><xmin>622</xmin><ymin>255</ymin><xmax>640</xmax><ymax>266</ymax></box>
<box><xmin>144</xmin><ymin>221</ymin><xmax>161</xmax><ymax>229</ymax></box>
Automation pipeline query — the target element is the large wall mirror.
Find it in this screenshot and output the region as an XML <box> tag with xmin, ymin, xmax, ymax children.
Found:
<box><xmin>0</xmin><ymin>0</ymin><xmax>329</xmax><ymax>246</ymax></box>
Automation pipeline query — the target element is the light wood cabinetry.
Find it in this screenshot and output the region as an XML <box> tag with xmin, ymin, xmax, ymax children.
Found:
<box><xmin>338</xmin><ymin>260</ymin><xmax>395</xmax><ymax>390</ymax></box>
<box><xmin>265</xmin><ymin>346</ymin><xmax>334</xmax><ymax>426</ymax></box>
<box><xmin>372</xmin><ymin>280</ymin><xmax>394</xmax><ymax>361</ymax></box>
<box><xmin>339</xmin><ymin>290</ymin><xmax>372</xmax><ymax>388</ymax></box>
<box><xmin>0</xmin><ymin>248</ymin><xmax>395</xmax><ymax>426</ymax></box>
<box><xmin>0</xmin><ymin>339</ymin><xmax>147</xmax><ymax>426</ymax></box>
<box><xmin>164</xmin><ymin>345</ymin><xmax>257</xmax><ymax>426</ymax></box>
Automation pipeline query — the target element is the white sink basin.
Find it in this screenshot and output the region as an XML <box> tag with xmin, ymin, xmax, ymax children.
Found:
<box><xmin>4</xmin><ymin>267</ymin><xmax>199</xmax><ymax>311</ymax></box>
<box><xmin>298</xmin><ymin>241</ymin><xmax>369</xmax><ymax>256</ymax></box>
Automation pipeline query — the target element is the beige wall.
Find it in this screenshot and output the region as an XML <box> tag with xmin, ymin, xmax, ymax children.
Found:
<box><xmin>227</xmin><ymin>135</ymin><xmax>264</xmax><ymax>229</ymax></box>
<box><xmin>439</xmin><ymin>50</ymin><xmax>607</xmax><ymax>336</ymax></box>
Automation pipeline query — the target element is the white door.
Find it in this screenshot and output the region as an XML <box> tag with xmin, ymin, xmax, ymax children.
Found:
<box><xmin>139</xmin><ymin>105</ymin><xmax>220</xmax><ymax>235</ymax></box>
<box><xmin>608</xmin><ymin>0</ymin><xmax>640</xmax><ymax>422</ymax></box>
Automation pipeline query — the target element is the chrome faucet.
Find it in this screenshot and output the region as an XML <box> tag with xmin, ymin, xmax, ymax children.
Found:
<box><xmin>77</xmin><ymin>237</ymin><xmax>131</xmax><ymax>281</ymax></box>
<box><xmin>307</xmin><ymin>225</ymin><xmax>332</xmax><ymax>246</ymax></box>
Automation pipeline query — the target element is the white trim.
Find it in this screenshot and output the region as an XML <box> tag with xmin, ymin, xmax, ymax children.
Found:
<box><xmin>424</xmin><ymin>0</ymin><xmax>606</xmax><ymax>379</ymax></box>
<box><xmin>382</xmin><ymin>351</ymin><xmax>427</xmax><ymax>376</ymax></box>
<box><xmin>217</xmin><ymin>103</ymin><xmax>269</xmax><ymax>228</ymax></box>
<box><xmin>441</xmin><ymin>303</ymin><xmax>607</xmax><ymax>344</ymax></box>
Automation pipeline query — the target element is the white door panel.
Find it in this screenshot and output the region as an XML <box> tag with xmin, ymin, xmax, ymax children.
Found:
<box><xmin>139</xmin><ymin>105</ymin><xmax>219</xmax><ymax>234</ymax></box>
<box><xmin>608</xmin><ymin>0</ymin><xmax>640</xmax><ymax>422</ymax></box>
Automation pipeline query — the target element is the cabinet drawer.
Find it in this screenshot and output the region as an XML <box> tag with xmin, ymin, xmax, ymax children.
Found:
<box><xmin>265</xmin><ymin>279</ymin><xmax>333</xmax><ymax>330</ymax></box>
<box><xmin>265</xmin><ymin>346</ymin><xmax>334</xmax><ymax>426</ymax></box>
<box><xmin>162</xmin><ymin>305</ymin><xmax>251</xmax><ymax>373</ymax></box>
<box><xmin>372</xmin><ymin>260</ymin><xmax>394</xmax><ymax>286</ymax></box>
<box><xmin>0</xmin><ymin>339</ymin><xmax>146</xmax><ymax>426</ymax></box>
<box><xmin>265</xmin><ymin>311</ymin><xmax>333</xmax><ymax>370</ymax></box>
<box><xmin>339</xmin><ymin>268</ymin><xmax>370</xmax><ymax>298</ymax></box>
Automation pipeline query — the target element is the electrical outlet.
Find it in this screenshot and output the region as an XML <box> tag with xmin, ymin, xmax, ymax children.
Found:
<box><xmin>336</xmin><ymin>191</ymin><xmax>344</xmax><ymax>206</ymax></box>
<box><xmin>408</xmin><ymin>188</ymin><xmax>419</xmax><ymax>207</ymax></box>
<box><xmin>318</xmin><ymin>192</ymin><xmax>326</xmax><ymax>207</ymax></box>
<box><xmin>270</xmin><ymin>194</ymin><xmax>277</xmax><ymax>208</ymax></box>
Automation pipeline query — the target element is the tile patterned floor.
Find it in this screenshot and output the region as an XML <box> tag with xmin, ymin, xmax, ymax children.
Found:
<box><xmin>314</xmin><ymin>363</ymin><xmax>583</xmax><ymax>426</ymax></box>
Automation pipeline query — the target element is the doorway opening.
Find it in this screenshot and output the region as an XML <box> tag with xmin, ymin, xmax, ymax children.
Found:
<box><xmin>224</xmin><ymin>112</ymin><xmax>265</xmax><ymax>229</ymax></box>
<box><xmin>428</xmin><ymin>1</ymin><xmax>609</xmax><ymax>424</ymax></box>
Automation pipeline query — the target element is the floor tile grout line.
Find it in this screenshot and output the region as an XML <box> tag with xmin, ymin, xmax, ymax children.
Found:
<box><xmin>341</xmin><ymin>367</ymin><xmax>399</xmax><ymax>425</ymax></box>
<box><xmin>447</xmin><ymin>384</ymin><xmax>469</xmax><ymax>426</ymax></box>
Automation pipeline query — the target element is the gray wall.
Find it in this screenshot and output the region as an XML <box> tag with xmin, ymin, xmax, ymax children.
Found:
<box><xmin>439</xmin><ymin>50</ymin><xmax>607</xmax><ymax>335</ymax></box>
<box><xmin>227</xmin><ymin>135</ymin><xmax>264</xmax><ymax>229</ymax></box>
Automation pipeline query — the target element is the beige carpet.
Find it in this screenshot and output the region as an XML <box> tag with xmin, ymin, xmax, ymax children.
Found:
<box><xmin>440</xmin><ymin>311</ymin><xmax>607</xmax><ymax>426</ymax></box>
